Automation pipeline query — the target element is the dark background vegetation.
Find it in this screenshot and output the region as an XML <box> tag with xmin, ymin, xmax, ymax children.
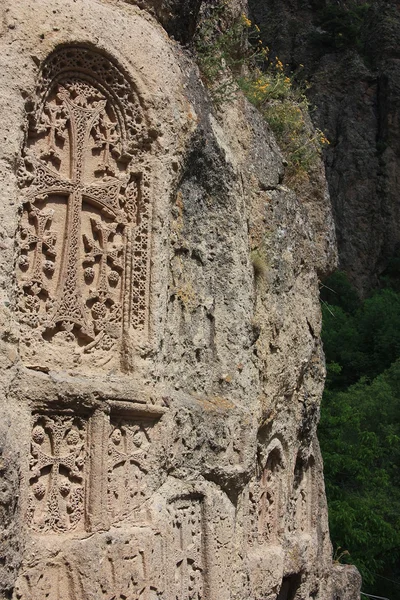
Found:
<box><xmin>320</xmin><ymin>267</ymin><xmax>400</xmax><ymax>597</ymax></box>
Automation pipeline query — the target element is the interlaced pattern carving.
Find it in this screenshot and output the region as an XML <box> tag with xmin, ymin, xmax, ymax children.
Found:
<box><xmin>16</xmin><ymin>47</ymin><xmax>152</xmax><ymax>363</ymax></box>
<box><xmin>28</xmin><ymin>413</ymin><xmax>87</xmax><ymax>533</ymax></box>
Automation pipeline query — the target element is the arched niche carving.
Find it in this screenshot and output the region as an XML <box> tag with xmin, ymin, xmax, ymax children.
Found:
<box><xmin>249</xmin><ymin>438</ymin><xmax>286</xmax><ymax>545</ymax></box>
<box><xmin>289</xmin><ymin>451</ymin><xmax>315</xmax><ymax>534</ymax></box>
<box><xmin>15</xmin><ymin>45</ymin><xmax>153</xmax><ymax>371</ymax></box>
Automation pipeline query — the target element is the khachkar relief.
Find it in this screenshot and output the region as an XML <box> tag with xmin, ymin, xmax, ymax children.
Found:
<box><xmin>16</xmin><ymin>46</ymin><xmax>152</xmax><ymax>369</ymax></box>
<box><xmin>13</xmin><ymin>559</ymin><xmax>84</xmax><ymax>600</ymax></box>
<box><xmin>28</xmin><ymin>413</ymin><xmax>87</xmax><ymax>533</ymax></box>
<box><xmin>107</xmin><ymin>417</ymin><xmax>155</xmax><ymax>522</ymax></box>
<box><xmin>248</xmin><ymin>442</ymin><xmax>285</xmax><ymax>545</ymax></box>
<box><xmin>289</xmin><ymin>454</ymin><xmax>315</xmax><ymax>535</ymax></box>
<box><xmin>13</xmin><ymin>532</ymin><xmax>164</xmax><ymax>600</ymax></box>
<box><xmin>170</xmin><ymin>498</ymin><xmax>205</xmax><ymax>600</ymax></box>
<box><xmin>99</xmin><ymin>532</ymin><xmax>164</xmax><ymax>599</ymax></box>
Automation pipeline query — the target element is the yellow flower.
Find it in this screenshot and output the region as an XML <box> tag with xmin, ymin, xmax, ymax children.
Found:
<box><xmin>241</xmin><ymin>14</ymin><xmax>252</xmax><ymax>27</ymax></box>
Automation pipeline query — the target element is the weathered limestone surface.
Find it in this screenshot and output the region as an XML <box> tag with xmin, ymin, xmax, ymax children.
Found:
<box><xmin>0</xmin><ymin>0</ymin><xmax>359</xmax><ymax>598</ymax></box>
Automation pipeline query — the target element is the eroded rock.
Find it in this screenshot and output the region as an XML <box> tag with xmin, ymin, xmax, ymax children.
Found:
<box><xmin>0</xmin><ymin>0</ymin><xmax>358</xmax><ymax>598</ymax></box>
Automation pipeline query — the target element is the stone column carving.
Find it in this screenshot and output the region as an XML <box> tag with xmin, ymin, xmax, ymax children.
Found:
<box><xmin>248</xmin><ymin>440</ymin><xmax>286</xmax><ymax>545</ymax></box>
<box><xmin>170</xmin><ymin>497</ymin><xmax>205</xmax><ymax>600</ymax></box>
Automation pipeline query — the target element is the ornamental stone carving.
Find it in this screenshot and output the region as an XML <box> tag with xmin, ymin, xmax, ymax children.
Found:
<box><xmin>248</xmin><ymin>441</ymin><xmax>286</xmax><ymax>545</ymax></box>
<box><xmin>28</xmin><ymin>413</ymin><xmax>87</xmax><ymax>533</ymax></box>
<box><xmin>1</xmin><ymin>2</ymin><xmax>357</xmax><ymax>596</ymax></box>
<box><xmin>16</xmin><ymin>46</ymin><xmax>152</xmax><ymax>370</ymax></box>
<box><xmin>170</xmin><ymin>497</ymin><xmax>205</xmax><ymax>600</ymax></box>
<box><xmin>107</xmin><ymin>416</ymin><xmax>156</xmax><ymax>522</ymax></box>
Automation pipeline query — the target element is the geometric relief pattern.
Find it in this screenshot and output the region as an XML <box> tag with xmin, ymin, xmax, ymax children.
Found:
<box><xmin>28</xmin><ymin>413</ymin><xmax>87</xmax><ymax>533</ymax></box>
<box><xmin>16</xmin><ymin>46</ymin><xmax>151</xmax><ymax>366</ymax></box>
<box><xmin>107</xmin><ymin>417</ymin><xmax>154</xmax><ymax>522</ymax></box>
<box><xmin>170</xmin><ymin>498</ymin><xmax>205</xmax><ymax>600</ymax></box>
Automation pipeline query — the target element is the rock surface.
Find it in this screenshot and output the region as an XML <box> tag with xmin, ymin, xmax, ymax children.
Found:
<box><xmin>249</xmin><ymin>0</ymin><xmax>400</xmax><ymax>296</ymax></box>
<box><xmin>0</xmin><ymin>0</ymin><xmax>358</xmax><ymax>598</ymax></box>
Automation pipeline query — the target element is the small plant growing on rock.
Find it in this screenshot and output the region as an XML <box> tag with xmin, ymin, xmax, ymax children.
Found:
<box><xmin>239</xmin><ymin>61</ymin><xmax>330</xmax><ymax>182</ymax></box>
<box><xmin>194</xmin><ymin>8</ymin><xmax>330</xmax><ymax>183</ymax></box>
<box><xmin>195</xmin><ymin>11</ymin><xmax>257</xmax><ymax>105</ymax></box>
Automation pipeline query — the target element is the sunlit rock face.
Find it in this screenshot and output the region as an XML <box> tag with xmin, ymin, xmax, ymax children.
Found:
<box><xmin>0</xmin><ymin>0</ymin><xmax>357</xmax><ymax>598</ymax></box>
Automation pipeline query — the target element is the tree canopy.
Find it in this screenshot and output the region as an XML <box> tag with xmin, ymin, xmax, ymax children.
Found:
<box><xmin>319</xmin><ymin>271</ymin><xmax>400</xmax><ymax>596</ymax></box>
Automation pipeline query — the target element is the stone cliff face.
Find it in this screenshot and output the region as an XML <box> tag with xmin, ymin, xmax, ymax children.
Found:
<box><xmin>0</xmin><ymin>0</ymin><xmax>359</xmax><ymax>598</ymax></box>
<box><xmin>249</xmin><ymin>0</ymin><xmax>400</xmax><ymax>296</ymax></box>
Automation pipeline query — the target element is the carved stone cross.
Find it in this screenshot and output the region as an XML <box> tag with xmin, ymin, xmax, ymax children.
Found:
<box><xmin>17</xmin><ymin>48</ymin><xmax>152</xmax><ymax>368</ymax></box>
<box><xmin>29</xmin><ymin>415</ymin><xmax>85</xmax><ymax>533</ymax></box>
<box><xmin>19</xmin><ymin>205</ymin><xmax>57</xmax><ymax>288</ymax></box>
<box><xmin>22</xmin><ymin>85</ymin><xmax>125</xmax><ymax>340</ymax></box>
<box><xmin>94</xmin><ymin>114</ymin><xmax>120</xmax><ymax>176</ymax></box>
<box><xmin>107</xmin><ymin>423</ymin><xmax>150</xmax><ymax>519</ymax></box>
<box><xmin>173</xmin><ymin>502</ymin><xmax>204</xmax><ymax>600</ymax></box>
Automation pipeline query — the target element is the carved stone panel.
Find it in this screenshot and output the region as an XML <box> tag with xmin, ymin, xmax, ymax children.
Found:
<box><xmin>28</xmin><ymin>413</ymin><xmax>87</xmax><ymax>534</ymax></box>
<box><xmin>289</xmin><ymin>456</ymin><xmax>314</xmax><ymax>534</ymax></box>
<box><xmin>97</xmin><ymin>530</ymin><xmax>164</xmax><ymax>599</ymax></box>
<box><xmin>16</xmin><ymin>46</ymin><xmax>152</xmax><ymax>370</ymax></box>
<box><xmin>13</xmin><ymin>529</ymin><xmax>164</xmax><ymax>600</ymax></box>
<box><xmin>248</xmin><ymin>445</ymin><xmax>285</xmax><ymax>545</ymax></box>
<box><xmin>13</xmin><ymin>559</ymin><xmax>84</xmax><ymax>600</ymax></box>
<box><xmin>170</xmin><ymin>498</ymin><xmax>205</xmax><ymax>600</ymax></box>
<box><xmin>107</xmin><ymin>416</ymin><xmax>156</xmax><ymax>522</ymax></box>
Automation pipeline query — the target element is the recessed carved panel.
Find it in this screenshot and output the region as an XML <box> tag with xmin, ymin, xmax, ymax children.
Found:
<box><xmin>13</xmin><ymin>530</ymin><xmax>164</xmax><ymax>600</ymax></box>
<box><xmin>170</xmin><ymin>498</ymin><xmax>205</xmax><ymax>600</ymax></box>
<box><xmin>98</xmin><ymin>531</ymin><xmax>164</xmax><ymax>599</ymax></box>
<box><xmin>16</xmin><ymin>46</ymin><xmax>152</xmax><ymax>369</ymax></box>
<box><xmin>289</xmin><ymin>456</ymin><xmax>314</xmax><ymax>534</ymax></box>
<box><xmin>248</xmin><ymin>445</ymin><xmax>285</xmax><ymax>545</ymax></box>
<box><xmin>13</xmin><ymin>559</ymin><xmax>83</xmax><ymax>600</ymax></box>
<box><xmin>107</xmin><ymin>416</ymin><xmax>155</xmax><ymax>521</ymax></box>
<box><xmin>28</xmin><ymin>413</ymin><xmax>87</xmax><ymax>533</ymax></box>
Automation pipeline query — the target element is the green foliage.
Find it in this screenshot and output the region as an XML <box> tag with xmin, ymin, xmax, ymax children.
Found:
<box><xmin>319</xmin><ymin>270</ymin><xmax>400</xmax><ymax>595</ymax></box>
<box><xmin>321</xmin><ymin>275</ymin><xmax>400</xmax><ymax>387</ymax></box>
<box><xmin>243</xmin><ymin>78</ymin><xmax>329</xmax><ymax>180</ymax></box>
<box><xmin>321</xmin><ymin>367</ymin><xmax>400</xmax><ymax>588</ymax></box>
<box><xmin>320</xmin><ymin>270</ymin><xmax>360</xmax><ymax>314</ymax></box>
<box><xmin>379</xmin><ymin>251</ymin><xmax>400</xmax><ymax>292</ymax></box>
